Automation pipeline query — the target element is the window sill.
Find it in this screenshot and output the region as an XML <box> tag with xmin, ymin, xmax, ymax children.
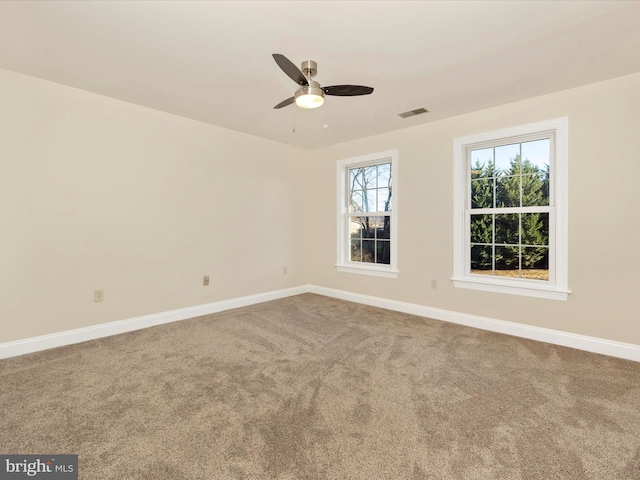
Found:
<box><xmin>452</xmin><ymin>276</ymin><xmax>570</xmax><ymax>301</ymax></box>
<box><xmin>336</xmin><ymin>264</ymin><xmax>399</xmax><ymax>279</ymax></box>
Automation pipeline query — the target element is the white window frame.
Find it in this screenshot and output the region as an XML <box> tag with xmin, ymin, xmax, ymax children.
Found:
<box><xmin>336</xmin><ymin>150</ymin><xmax>398</xmax><ymax>278</ymax></box>
<box><xmin>452</xmin><ymin>118</ymin><xmax>569</xmax><ymax>300</ymax></box>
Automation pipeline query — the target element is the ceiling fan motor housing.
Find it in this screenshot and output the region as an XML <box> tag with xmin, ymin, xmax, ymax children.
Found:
<box><xmin>295</xmin><ymin>80</ymin><xmax>324</xmax><ymax>108</ymax></box>
<box><xmin>295</xmin><ymin>80</ymin><xmax>323</xmax><ymax>99</ymax></box>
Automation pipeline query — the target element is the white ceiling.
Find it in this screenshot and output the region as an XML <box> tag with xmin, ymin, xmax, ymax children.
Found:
<box><xmin>1</xmin><ymin>1</ymin><xmax>640</xmax><ymax>149</ymax></box>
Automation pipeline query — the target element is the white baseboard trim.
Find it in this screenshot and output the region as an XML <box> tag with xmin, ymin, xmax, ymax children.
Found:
<box><xmin>309</xmin><ymin>285</ymin><xmax>640</xmax><ymax>363</ymax></box>
<box><xmin>0</xmin><ymin>286</ymin><xmax>308</xmax><ymax>360</ymax></box>
<box><xmin>3</xmin><ymin>284</ymin><xmax>639</xmax><ymax>363</ymax></box>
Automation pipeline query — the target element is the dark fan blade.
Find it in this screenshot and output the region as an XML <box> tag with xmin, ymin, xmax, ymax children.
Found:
<box><xmin>322</xmin><ymin>85</ymin><xmax>374</xmax><ymax>96</ymax></box>
<box><xmin>272</xmin><ymin>54</ymin><xmax>308</xmax><ymax>86</ymax></box>
<box><xmin>274</xmin><ymin>97</ymin><xmax>295</xmax><ymax>109</ymax></box>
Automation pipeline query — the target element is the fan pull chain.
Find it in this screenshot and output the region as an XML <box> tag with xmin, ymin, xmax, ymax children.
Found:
<box><xmin>323</xmin><ymin>104</ymin><xmax>328</xmax><ymax>145</ymax></box>
<box><xmin>324</xmin><ymin>101</ymin><xmax>328</xmax><ymax>129</ymax></box>
<box><xmin>290</xmin><ymin>106</ymin><xmax>296</xmax><ymax>147</ymax></box>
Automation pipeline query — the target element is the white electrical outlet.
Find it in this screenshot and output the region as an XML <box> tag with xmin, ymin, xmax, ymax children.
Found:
<box><xmin>94</xmin><ymin>289</ymin><xmax>104</xmax><ymax>302</ymax></box>
<box><xmin>431</xmin><ymin>279</ymin><xmax>438</xmax><ymax>289</ymax></box>
<box><xmin>203</xmin><ymin>276</ymin><xmax>210</xmax><ymax>286</ymax></box>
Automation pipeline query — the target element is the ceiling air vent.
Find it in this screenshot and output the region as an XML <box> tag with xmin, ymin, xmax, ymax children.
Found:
<box><xmin>398</xmin><ymin>107</ymin><xmax>429</xmax><ymax>119</ymax></box>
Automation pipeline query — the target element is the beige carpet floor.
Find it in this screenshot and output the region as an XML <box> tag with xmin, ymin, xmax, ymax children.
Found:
<box><xmin>1</xmin><ymin>293</ymin><xmax>640</xmax><ymax>479</ymax></box>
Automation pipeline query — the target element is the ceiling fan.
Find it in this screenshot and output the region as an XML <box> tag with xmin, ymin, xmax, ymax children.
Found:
<box><xmin>272</xmin><ymin>53</ymin><xmax>374</xmax><ymax>109</ymax></box>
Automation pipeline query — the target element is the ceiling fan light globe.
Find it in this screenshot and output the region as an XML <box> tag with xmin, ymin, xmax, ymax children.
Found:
<box><xmin>296</xmin><ymin>94</ymin><xmax>324</xmax><ymax>109</ymax></box>
<box><xmin>294</xmin><ymin>85</ymin><xmax>324</xmax><ymax>109</ymax></box>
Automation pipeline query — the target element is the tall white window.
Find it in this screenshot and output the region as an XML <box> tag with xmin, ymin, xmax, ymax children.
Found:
<box><xmin>453</xmin><ymin>118</ymin><xmax>569</xmax><ymax>300</ymax></box>
<box><xmin>336</xmin><ymin>150</ymin><xmax>398</xmax><ymax>278</ymax></box>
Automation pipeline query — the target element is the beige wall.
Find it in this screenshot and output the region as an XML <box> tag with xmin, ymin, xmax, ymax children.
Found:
<box><xmin>0</xmin><ymin>68</ymin><xmax>305</xmax><ymax>343</ymax></box>
<box><xmin>302</xmin><ymin>73</ymin><xmax>640</xmax><ymax>345</ymax></box>
<box><xmin>2</xmin><ymin>67</ymin><xmax>639</xmax><ymax>347</ymax></box>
